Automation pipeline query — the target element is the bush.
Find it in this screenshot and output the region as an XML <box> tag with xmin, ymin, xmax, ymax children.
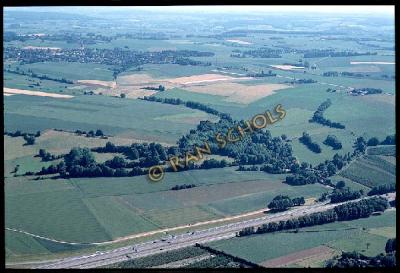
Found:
<box><xmin>367</xmin><ymin>137</ymin><xmax>380</xmax><ymax>146</ymax></box>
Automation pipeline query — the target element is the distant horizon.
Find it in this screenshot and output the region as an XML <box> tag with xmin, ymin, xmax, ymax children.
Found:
<box><xmin>4</xmin><ymin>5</ymin><xmax>395</xmax><ymax>17</ymax></box>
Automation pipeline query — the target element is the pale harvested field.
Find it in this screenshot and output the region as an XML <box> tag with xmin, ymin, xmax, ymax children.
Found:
<box><xmin>185</xmin><ymin>82</ymin><xmax>291</xmax><ymax>104</ymax></box>
<box><xmin>4</xmin><ymin>88</ymin><xmax>73</xmax><ymax>99</ymax></box>
<box><xmin>226</xmin><ymin>39</ymin><xmax>252</xmax><ymax>45</ymax></box>
<box><xmin>76</xmin><ymin>80</ymin><xmax>117</xmax><ymax>88</ymax></box>
<box><xmin>350</xmin><ymin>61</ymin><xmax>395</xmax><ymax>65</ymax></box>
<box><xmin>260</xmin><ymin>245</ymin><xmax>337</xmax><ymax>268</ymax></box>
<box><xmin>346</xmin><ymin>65</ymin><xmax>381</xmax><ymax>73</ymax></box>
<box><xmin>304</xmin><ymin>198</ymin><xmax>317</xmax><ymax>206</ymax></box>
<box><xmin>28</xmin><ymin>33</ymin><xmax>46</xmax><ymax>37</ymax></box>
<box><xmin>270</xmin><ymin>65</ymin><xmax>305</xmax><ymax>70</ymax></box>
<box><xmin>79</xmin><ymin>73</ymin><xmax>254</xmax><ymax>99</ymax></box>
<box><xmin>166</xmin><ymin>74</ymin><xmax>251</xmax><ymax>85</ymax></box>
<box><xmin>23</xmin><ymin>46</ymin><xmax>61</xmax><ymax>51</ymax></box>
<box><xmin>117</xmin><ymin>74</ymin><xmax>160</xmax><ymax>86</ymax></box>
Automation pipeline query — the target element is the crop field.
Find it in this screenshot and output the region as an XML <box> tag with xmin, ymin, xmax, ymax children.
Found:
<box><xmin>109</xmin><ymin>246</ymin><xmax>209</xmax><ymax>268</ymax></box>
<box><xmin>206</xmin><ymin>210</ymin><xmax>396</xmax><ymax>266</ymax></box>
<box><xmin>339</xmin><ymin>154</ymin><xmax>396</xmax><ymax>188</ymax></box>
<box><xmin>367</xmin><ymin>145</ymin><xmax>396</xmax><ymax>156</ymax></box>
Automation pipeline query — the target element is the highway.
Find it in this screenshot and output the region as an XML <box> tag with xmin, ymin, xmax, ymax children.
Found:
<box><xmin>36</xmin><ymin>193</ymin><xmax>395</xmax><ymax>269</ymax></box>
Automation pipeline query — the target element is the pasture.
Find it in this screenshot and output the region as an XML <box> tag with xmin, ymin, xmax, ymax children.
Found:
<box><xmin>4</xmin><ymin>94</ymin><xmax>211</xmax><ymax>144</ymax></box>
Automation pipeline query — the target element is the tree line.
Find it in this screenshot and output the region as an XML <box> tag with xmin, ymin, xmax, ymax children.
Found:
<box><xmin>5</xmin><ymin>67</ymin><xmax>74</xmax><ymax>84</ymax></box>
<box><xmin>309</xmin><ymin>99</ymin><xmax>345</xmax><ymax>129</ymax></box>
<box><xmin>5</xmin><ymin>130</ymin><xmax>40</xmax><ymax>145</ymax></box>
<box><xmin>237</xmin><ymin>197</ymin><xmax>389</xmax><ymax>237</ymax></box>
<box><xmin>140</xmin><ymin>96</ymin><xmax>232</xmax><ymax>121</ymax></box>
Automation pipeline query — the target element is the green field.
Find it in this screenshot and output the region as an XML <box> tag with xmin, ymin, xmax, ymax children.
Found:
<box><xmin>5</xmin><ymin>166</ymin><xmax>329</xmax><ymax>260</ymax></box>
<box><xmin>4</xmin><ymin>94</ymin><xmax>212</xmax><ymax>143</ymax></box>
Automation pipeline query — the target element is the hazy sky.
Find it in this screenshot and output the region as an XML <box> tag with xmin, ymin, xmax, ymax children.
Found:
<box><xmin>129</xmin><ymin>5</ymin><xmax>395</xmax><ymax>15</ymax></box>
<box><xmin>6</xmin><ymin>6</ymin><xmax>394</xmax><ymax>16</ymax></box>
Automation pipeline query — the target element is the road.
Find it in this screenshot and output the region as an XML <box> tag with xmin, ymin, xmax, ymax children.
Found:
<box><xmin>34</xmin><ymin>193</ymin><xmax>395</xmax><ymax>269</ymax></box>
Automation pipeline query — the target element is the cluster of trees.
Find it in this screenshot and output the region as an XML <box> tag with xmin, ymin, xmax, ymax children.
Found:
<box><xmin>199</xmin><ymin>158</ymin><xmax>229</xmax><ymax>169</ymax></box>
<box><xmin>246</xmin><ymin>70</ymin><xmax>276</xmax><ymax>77</ymax></box>
<box><xmin>286</xmin><ymin>153</ymin><xmax>352</xmax><ymax>186</ymax></box>
<box><xmin>237</xmin><ymin>197</ymin><xmax>388</xmax><ymax>237</ymax></box>
<box><xmin>4</xmin><ymin>46</ymin><xmax>213</xmax><ymax>68</ymax></box>
<box><xmin>381</xmin><ymin>135</ymin><xmax>396</xmax><ymax>145</ymax></box>
<box><xmin>303</xmin><ymin>49</ymin><xmax>377</xmax><ymax>58</ymax></box>
<box><xmin>327</xmin><ymin>251</ymin><xmax>396</xmax><ymax>268</ymax></box>
<box><xmin>309</xmin><ymin>99</ymin><xmax>345</xmax><ymax>129</ymax></box>
<box><xmin>75</xmin><ymin>129</ymin><xmax>104</xmax><ymax>138</ymax></box>
<box><xmin>267</xmin><ymin>195</ymin><xmax>305</xmax><ymax>211</ymax></box>
<box><xmin>323</xmin><ymin>135</ymin><xmax>343</xmax><ymax>150</ymax></box>
<box><xmin>230</xmin><ymin>48</ymin><xmax>282</xmax><ymax>58</ymax></box>
<box><xmin>171</xmin><ymin>184</ymin><xmax>196</xmax><ymax>190</ymax></box>
<box><xmin>353</xmin><ymin>137</ymin><xmax>367</xmax><ymax>154</ymax></box>
<box><xmin>323</xmin><ymin>71</ymin><xmax>339</xmax><ymax>77</ymax></box>
<box><xmin>5</xmin><ymin>68</ymin><xmax>73</xmax><ymax>84</ymax></box>
<box><xmin>367</xmin><ymin>184</ymin><xmax>396</xmax><ymax>196</ymax></box>
<box><xmin>385</xmin><ymin>238</ymin><xmax>396</xmax><ymax>253</ymax></box>
<box><xmin>323</xmin><ymin>71</ymin><xmax>379</xmax><ymax>79</ymax></box>
<box><xmin>299</xmin><ymin>132</ymin><xmax>321</xmax><ymax>153</ymax></box>
<box><xmin>334</xmin><ymin>197</ymin><xmax>388</xmax><ymax>220</ymax></box>
<box><xmin>367</xmin><ymin>137</ymin><xmax>380</xmax><ymax>147</ymax></box>
<box><xmin>285</xmin><ymin>78</ymin><xmax>317</xmax><ymax>84</ymax></box>
<box><xmin>93</xmin><ymin>141</ymin><xmax>168</xmax><ymax>162</ymax></box>
<box><xmin>329</xmin><ymin>187</ymin><xmax>362</xmax><ymax>203</ymax></box>
<box><xmin>23</xmin><ymin>134</ymin><xmax>36</xmax><ymax>145</ymax></box>
<box><xmin>37</xmin><ymin>149</ymin><xmax>62</xmax><ymax>161</ymax></box>
<box><xmin>5</xmin><ymin>130</ymin><xmax>41</xmax><ymax>146</ymax></box>
<box><xmin>349</xmin><ymin>88</ymin><xmax>383</xmax><ymax>96</ymax></box>
<box><xmin>141</xmin><ymin>85</ymin><xmax>165</xmax><ymax>91</ymax></box>
<box><xmin>237</xmin><ymin>165</ymin><xmax>259</xmax><ymax>171</ymax></box>
<box><xmin>5</xmin><ymin>130</ymin><xmax>40</xmax><ymax>138</ymax></box>
<box><xmin>141</xmin><ymin>96</ymin><xmax>232</xmax><ymax>121</ymax></box>
<box><xmin>178</xmin><ymin>119</ymin><xmax>295</xmax><ymax>174</ymax></box>
<box><xmin>36</xmin><ymin>147</ymin><xmax>147</xmax><ymax>178</ymax></box>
